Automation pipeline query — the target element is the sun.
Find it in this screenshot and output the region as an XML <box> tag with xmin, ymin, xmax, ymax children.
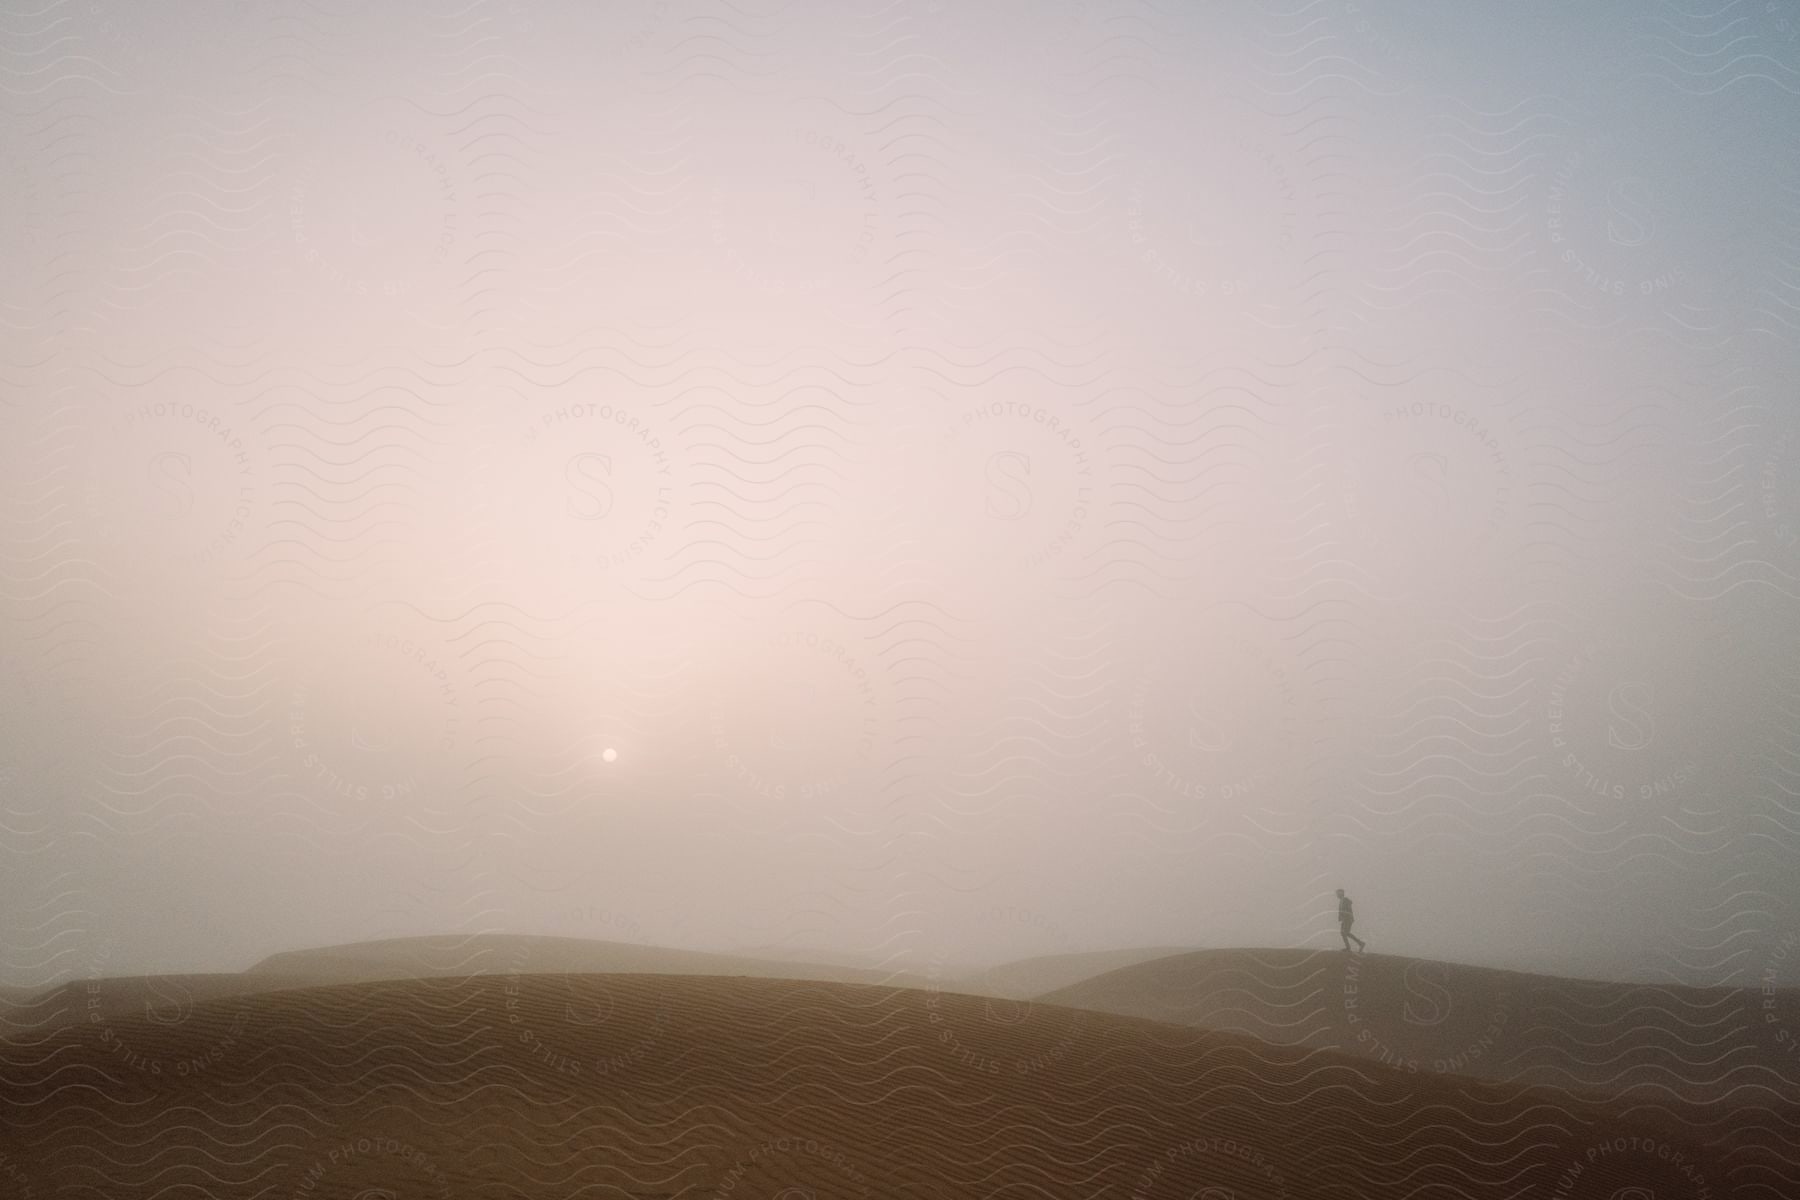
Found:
<box><xmin>601</xmin><ymin>747</ymin><xmax>618</xmax><ymax>764</ymax></box>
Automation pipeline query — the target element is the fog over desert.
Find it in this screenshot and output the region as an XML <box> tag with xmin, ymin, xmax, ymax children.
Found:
<box><xmin>4</xmin><ymin>0</ymin><xmax>1800</xmax><ymax>1195</ymax></box>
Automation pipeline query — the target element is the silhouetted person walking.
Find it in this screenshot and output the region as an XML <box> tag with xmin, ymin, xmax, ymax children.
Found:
<box><xmin>1337</xmin><ymin>888</ymin><xmax>1365</xmax><ymax>953</ymax></box>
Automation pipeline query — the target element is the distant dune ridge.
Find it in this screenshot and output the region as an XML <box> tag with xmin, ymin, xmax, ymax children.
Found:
<box><xmin>0</xmin><ymin>934</ymin><xmax>946</xmax><ymax>1039</ymax></box>
<box><xmin>1</xmin><ymin>934</ymin><xmax>1180</xmax><ymax>1037</ymax></box>
<box><xmin>245</xmin><ymin>932</ymin><xmax>943</xmax><ymax>990</ymax></box>
<box><xmin>952</xmin><ymin>944</ymin><xmax>1198</xmax><ymax>1000</ymax></box>
<box><xmin>2</xmin><ymin>937</ymin><xmax>1796</xmax><ymax>1196</ymax></box>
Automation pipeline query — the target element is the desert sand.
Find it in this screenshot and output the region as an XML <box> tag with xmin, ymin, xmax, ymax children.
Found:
<box><xmin>1</xmin><ymin>946</ymin><xmax>1795</xmax><ymax>1197</ymax></box>
<box><xmin>1040</xmin><ymin>948</ymin><xmax>1800</xmax><ymax>1135</ymax></box>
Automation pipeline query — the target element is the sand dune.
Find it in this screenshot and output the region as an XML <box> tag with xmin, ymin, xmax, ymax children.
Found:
<box><xmin>3</xmin><ymin>933</ymin><xmax>1183</xmax><ymax>1034</ymax></box>
<box><xmin>2</xmin><ymin>971</ymin><xmax>323</xmax><ymax>1042</ymax></box>
<box><xmin>1</xmin><ymin>970</ymin><xmax>1783</xmax><ymax>1198</ymax></box>
<box><xmin>1039</xmin><ymin>947</ymin><xmax>1800</xmax><ymax>1135</ymax></box>
<box><xmin>246</xmin><ymin>932</ymin><xmax>939</xmax><ymax>990</ymax></box>
<box><xmin>950</xmin><ymin>944</ymin><xmax>1197</xmax><ymax>1000</ymax></box>
<box><xmin>2</xmin><ymin>934</ymin><xmax>940</xmax><ymax>1043</ymax></box>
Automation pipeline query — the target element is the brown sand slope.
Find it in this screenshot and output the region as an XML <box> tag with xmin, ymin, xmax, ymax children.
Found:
<box><xmin>3</xmin><ymin>971</ymin><xmax>326</xmax><ymax>1041</ymax></box>
<box><xmin>951</xmin><ymin>944</ymin><xmax>1197</xmax><ymax>1000</ymax></box>
<box><xmin>0</xmin><ymin>973</ymin><xmax>1789</xmax><ymax>1199</ymax></box>
<box><xmin>3</xmin><ymin>935</ymin><xmax>938</xmax><ymax>1043</ymax></box>
<box><xmin>1039</xmin><ymin>948</ymin><xmax>1800</xmax><ymax>1135</ymax></box>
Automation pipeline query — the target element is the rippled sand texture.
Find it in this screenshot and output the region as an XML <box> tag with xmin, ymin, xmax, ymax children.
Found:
<box><xmin>2</xmin><ymin>971</ymin><xmax>1787</xmax><ymax>1199</ymax></box>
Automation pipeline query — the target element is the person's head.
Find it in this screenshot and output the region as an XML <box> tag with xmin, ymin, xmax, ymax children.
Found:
<box><xmin>1335</xmin><ymin>889</ymin><xmax>1345</xmax><ymax>898</ymax></box>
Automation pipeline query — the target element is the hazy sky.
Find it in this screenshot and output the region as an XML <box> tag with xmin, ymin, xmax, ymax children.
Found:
<box><xmin>3</xmin><ymin>0</ymin><xmax>1799</xmax><ymax>989</ymax></box>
